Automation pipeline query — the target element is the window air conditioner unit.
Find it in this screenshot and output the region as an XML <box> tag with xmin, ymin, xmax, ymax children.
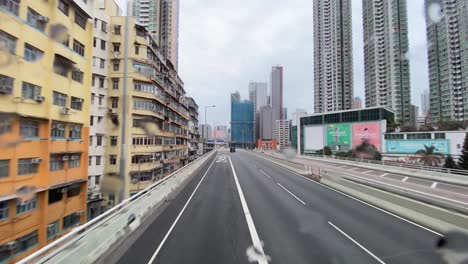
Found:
<box><xmin>34</xmin><ymin>95</ymin><xmax>45</xmax><ymax>102</ymax></box>
<box><xmin>37</xmin><ymin>16</ymin><xmax>49</xmax><ymax>23</ymax></box>
<box><xmin>5</xmin><ymin>241</ymin><xmax>17</xmax><ymax>250</ymax></box>
<box><xmin>47</xmin><ymin>224</ymin><xmax>56</xmax><ymax>231</ymax></box>
<box><xmin>76</xmin><ymin>210</ymin><xmax>84</xmax><ymax>216</ymax></box>
<box><xmin>108</xmin><ymin>108</ymin><xmax>116</xmax><ymax>114</ymax></box>
<box><xmin>75</xmin><ymin>98</ymin><xmax>84</xmax><ymax>103</ymax></box>
<box><xmin>60</xmin><ymin>107</ymin><xmax>70</xmax><ymax>115</ymax></box>
<box><xmin>0</xmin><ymin>86</ymin><xmax>12</xmax><ymax>94</ymax></box>
<box><xmin>30</xmin><ymin>158</ymin><xmax>42</xmax><ymax>164</ymax></box>
<box><xmin>62</xmin><ymin>156</ymin><xmax>69</xmax><ymax>161</ymax></box>
<box><xmin>131</xmin><ymin>179</ymin><xmax>138</xmax><ymax>184</ymax></box>
<box><xmin>71</xmin><ymin>155</ymin><xmax>79</xmax><ymax>160</ymax></box>
<box><xmin>60</xmin><ymin>188</ymin><xmax>68</xmax><ymax>193</ymax></box>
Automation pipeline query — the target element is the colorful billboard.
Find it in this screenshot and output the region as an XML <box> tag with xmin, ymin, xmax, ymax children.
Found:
<box><xmin>326</xmin><ymin>124</ymin><xmax>351</xmax><ymax>147</ymax></box>
<box><xmin>386</xmin><ymin>140</ymin><xmax>449</xmax><ymax>154</ymax></box>
<box><xmin>352</xmin><ymin>122</ymin><xmax>381</xmax><ymax>151</ymax></box>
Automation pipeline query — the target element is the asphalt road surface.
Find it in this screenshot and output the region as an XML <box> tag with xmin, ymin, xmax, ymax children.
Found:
<box><xmin>116</xmin><ymin>150</ymin><xmax>444</xmax><ymax>264</ymax></box>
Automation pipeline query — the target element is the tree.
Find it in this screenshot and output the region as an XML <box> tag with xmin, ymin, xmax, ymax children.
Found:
<box><xmin>458</xmin><ymin>133</ymin><xmax>468</xmax><ymax>170</ymax></box>
<box><xmin>324</xmin><ymin>146</ymin><xmax>332</xmax><ymax>156</ymax></box>
<box><xmin>415</xmin><ymin>145</ymin><xmax>443</xmax><ymax>166</ymax></box>
<box><xmin>444</xmin><ymin>155</ymin><xmax>457</xmax><ymax>169</ymax></box>
<box><xmin>437</xmin><ymin>121</ymin><xmax>465</xmax><ymax>131</ymax></box>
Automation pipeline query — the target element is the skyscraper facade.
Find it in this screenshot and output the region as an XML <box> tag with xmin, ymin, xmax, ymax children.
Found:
<box><xmin>131</xmin><ymin>0</ymin><xmax>161</xmax><ymax>43</ymax></box>
<box><xmin>313</xmin><ymin>0</ymin><xmax>354</xmax><ymax>113</ymax></box>
<box><xmin>248</xmin><ymin>81</ymin><xmax>268</xmax><ymax>112</ymax></box>
<box><xmin>271</xmin><ymin>66</ymin><xmax>283</xmax><ymax>122</ymax></box>
<box><xmin>421</xmin><ymin>90</ymin><xmax>430</xmax><ymax>116</ymax></box>
<box><xmin>363</xmin><ymin>0</ymin><xmax>411</xmax><ymax>125</ymax></box>
<box><xmin>160</xmin><ymin>0</ymin><xmax>180</xmax><ymax>69</ymax></box>
<box><xmin>425</xmin><ymin>0</ymin><xmax>468</xmax><ymax>123</ymax></box>
<box><xmin>230</xmin><ymin>92</ymin><xmax>254</xmax><ymax>148</ymax></box>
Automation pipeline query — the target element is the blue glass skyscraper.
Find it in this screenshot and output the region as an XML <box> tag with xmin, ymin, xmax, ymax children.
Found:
<box><xmin>230</xmin><ymin>92</ymin><xmax>254</xmax><ymax>148</ymax></box>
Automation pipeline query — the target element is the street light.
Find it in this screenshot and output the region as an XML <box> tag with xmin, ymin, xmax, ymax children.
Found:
<box><xmin>204</xmin><ymin>105</ymin><xmax>216</xmax><ymax>139</ymax></box>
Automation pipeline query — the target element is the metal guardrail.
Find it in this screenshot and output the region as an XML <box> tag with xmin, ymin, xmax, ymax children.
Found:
<box><xmin>302</xmin><ymin>153</ymin><xmax>468</xmax><ymax>176</ymax></box>
<box><xmin>17</xmin><ymin>151</ymin><xmax>215</xmax><ymax>264</ymax></box>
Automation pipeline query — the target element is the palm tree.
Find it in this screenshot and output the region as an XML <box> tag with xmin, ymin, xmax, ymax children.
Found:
<box><xmin>415</xmin><ymin>145</ymin><xmax>443</xmax><ymax>166</ymax></box>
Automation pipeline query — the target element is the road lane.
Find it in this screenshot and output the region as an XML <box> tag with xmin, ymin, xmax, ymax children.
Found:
<box><xmin>243</xmin><ymin>151</ymin><xmax>444</xmax><ymax>264</ymax></box>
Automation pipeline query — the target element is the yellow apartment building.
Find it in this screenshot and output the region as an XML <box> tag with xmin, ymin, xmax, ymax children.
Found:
<box><xmin>106</xmin><ymin>16</ymin><xmax>190</xmax><ymax>201</ymax></box>
<box><xmin>0</xmin><ymin>0</ymin><xmax>92</xmax><ymax>262</ymax></box>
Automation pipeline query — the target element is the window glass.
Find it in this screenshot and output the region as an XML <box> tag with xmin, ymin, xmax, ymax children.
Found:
<box><xmin>47</xmin><ymin>220</ymin><xmax>59</xmax><ymax>239</ymax></box>
<box><xmin>22</xmin><ymin>82</ymin><xmax>41</xmax><ymax>100</ymax></box>
<box><xmin>16</xmin><ymin>197</ymin><xmax>37</xmax><ymax>215</ymax></box>
<box><xmin>20</xmin><ymin>119</ymin><xmax>40</xmax><ymax>137</ymax></box>
<box><xmin>18</xmin><ymin>158</ymin><xmax>39</xmax><ymax>175</ymax></box>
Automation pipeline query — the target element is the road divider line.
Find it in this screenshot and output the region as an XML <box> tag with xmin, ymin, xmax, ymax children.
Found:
<box><xmin>364</xmin><ymin>170</ymin><xmax>374</xmax><ymax>174</ymax></box>
<box><xmin>259</xmin><ymin>170</ymin><xmax>272</xmax><ymax>179</ymax></box>
<box><xmin>277</xmin><ymin>183</ymin><xmax>306</xmax><ymax>205</ymax></box>
<box><xmin>251</xmin><ymin>163</ymin><xmax>257</xmax><ymax>168</ymax></box>
<box><xmin>147</xmin><ymin>154</ymin><xmax>218</xmax><ymax>264</ymax></box>
<box><xmin>328</xmin><ymin>221</ymin><xmax>385</xmax><ymax>264</ymax></box>
<box><xmin>380</xmin><ymin>173</ymin><xmax>389</xmax><ymax>177</ymax></box>
<box><xmin>253</xmin><ymin>154</ymin><xmax>443</xmax><ymax>237</ymax></box>
<box><xmin>343</xmin><ymin>172</ymin><xmax>468</xmax><ymax>207</ymax></box>
<box><xmin>431</xmin><ymin>182</ymin><xmax>438</xmax><ymax>189</ymax></box>
<box><xmin>402</xmin><ymin>177</ymin><xmax>409</xmax><ymax>182</ymax></box>
<box><xmin>229</xmin><ymin>157</ymin><xmax>268</xmax><ymax>264</ymax></box>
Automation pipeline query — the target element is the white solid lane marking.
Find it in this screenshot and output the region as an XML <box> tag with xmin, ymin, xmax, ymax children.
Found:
<box><xmin>380</xmin><ymin>173</ymin><xmax>389</xmax><ymax>177</ymax></box>
<box><xmin>343</xmin><ymin>172</ymin><xmax>468</xmax><ymax>207</ymax></box>
<box><xmin>277</xmin><ymin>183</ymin><xmax>306</xmax><ymax>205</ymax></box>
<box><xmin>402</xmin><ymin>177</ymin><xmax>409</xmax><ymax>182</ymax></box>
<box><xmin>259</xmin><ymin>170</ymin><xmax>272</xmax><ymax>179</ymax></box>
<box><xmin>229</xmin><ymin>157</ymin><xmax>268</xmax><ymax>264</ymax></box>
<box><xmin>328</xmin><ymin>221</ymin><xmax>386</xmax><ymax>264</ymax></box>
<box><xmin>254</xmin><ymin>155</ymin><xmax>443</xmax><ymax>237</ymax></box>
<box><xmin>147</xmin><ymin>155</ymin><xmax>218</xmax><ymax>264</ymax></box>
<box><xmin>431</xmin><ymin>182</ymin><xmax>438</xmax><ymax>189</ymax></box>
<box><xmin>251</xmin><ymin>163</ymin><xmax>257</xmax><ymax>168</ymax></box>
<box><xmin>364</xmin><ymin>170</ymin><xmax>374</xmax><ymax>174</ymax></box>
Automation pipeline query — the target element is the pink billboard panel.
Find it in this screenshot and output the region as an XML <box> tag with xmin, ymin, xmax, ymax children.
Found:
<box><xmin>352</xmin><ymin>122</ymin><xmax>381</xmax><ymax>151</ymax></box>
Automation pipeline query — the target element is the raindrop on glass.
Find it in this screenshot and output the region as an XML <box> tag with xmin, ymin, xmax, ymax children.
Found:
<box><xmin>427</xmin><ymin>1</ymin><xmax>443</xmax><ymax>23</ymax></box>
<box><xmin>49</xmin><ymin>24</ymin><xmax>69</xmax><ymax>43</ymax></box>
<box><xmin>16</xmin><ymin>186</ymin><xmax>36</xmax><ymax>202</ymax></box>
<box><xmin>0</xmin><ymin>41</ymin><xmax>13</xmax><ymax>68</ymax></box>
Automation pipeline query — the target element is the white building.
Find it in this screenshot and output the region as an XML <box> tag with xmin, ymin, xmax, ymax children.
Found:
<box><xmin>275</xmin><ymin>120</ymin><xmax>291</xmax><ymax>150</ymax></box>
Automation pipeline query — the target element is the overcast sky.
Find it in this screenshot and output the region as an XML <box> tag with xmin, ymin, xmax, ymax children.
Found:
<box><xmin>124</xmin><ymin>0</ymin><xmax>430</xmax><ymax>127</ymax></box>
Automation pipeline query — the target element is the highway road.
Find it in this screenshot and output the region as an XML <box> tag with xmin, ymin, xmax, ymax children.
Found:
<box><xmin>115</xmin><ymin>150</ymin><xmax>444</xmax><ymax>264</ymax></box>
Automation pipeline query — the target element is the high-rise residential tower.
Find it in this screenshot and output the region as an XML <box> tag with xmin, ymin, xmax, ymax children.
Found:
<box><xmin>131</xmin><ymin>0</ymin><xmax>161</xmax><ymax>44</ymax></box>
<box><xmin>362</xmin><ymin>0</ymin><xmax>411</xmax><ymax>125</ymax></box>
<box><xmin>160</xmin><ymin>0</ymin><xmax>180</xmax><ymax>70</ymax></box>
<box><xmin>248</xmin><ymin>81</ymin><xmax>268</xmax><ymax>112</ymax></box>
<box><xmin>425</xmin><ymin>0</ymin><xmax>468</xmax><ymax>123</ymax></box>
<box><xmin>421</xmin><ymin>89</ymin><xmax>430</xmax><ymax>116</ymax></box>
<box><xmin>313</xmin><ymin>0</ymin><xmax>354</xmax><ymax>113</ymax></box>
<box><xmin>271</xmin><ymin>65</ymin><xmax>283</xmax><ymax>123</ymax></box>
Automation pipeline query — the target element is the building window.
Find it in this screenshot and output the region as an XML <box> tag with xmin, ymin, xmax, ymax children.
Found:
<box><xmin>53</xmin><ymin>91</ymin><xmax>67</xmax><ymax>107</ymax></box>
<box><xmin>113</xmin><ymin>61</ymin><xmax>120</xmax><ymax>71</ymax></box>
<box><xmin>24</xmin><ymin>43</ymin><xmax>43</xmax><ymax>62</ymax></box>
<box><xmin>113</xmin><ymin>43</ymin><xmax>120</xmax><ymax>52</ymax></box>
<box><xmin>57</xmin><ymin>0</ymin><xmax>69</xmax><ymax>15</ymax></box>
<box><xmin>71</xmin><ymin>97</ymin><xmax>83</xmax><ymax>110</ymax></box>
<box><xmin>49</xmin><ymin>156</ymin><xmax>64</xmax><ymax>171</ymax></box>
<box><xmin>21</xmin><ymin>82</ymin><xmax>41</xmax><ymax>100</ymax></box>
<box><xmin>100</xmin><ymin>58</ymin><xmax>105</xmax><ymax>69</ymax></box>
<box><xmin>16</xmin><ymin>230</ymin><xmax>39</xmax><ymax>254</ymax></box>
<box><xmin>100</xmin><ymin>39</ymin><xmax>106</xmax><ymax>50</ymax></box>
<box><xmin>101</xmin><ymin>21</ymin><xmax>107</xmax><ymax>32</ymax></box>
<box><xmin>0</xmin><ymin>30</ymin><xmax>17</xmax><ymax>54</ymax></box>
<box><xmin>72</xmin><ymin>70</ymin><xmax>84</xmax><ymax>83</ymax></box>
<box><xmin>97</xmin><ymin>116</ymin><xmax>103</xmax><ymax>123</ymax></box>
<box><xmin>96</xmin><ymin>135</ymin><xmax>103</xmax><ymax>146</ymax></box>
<box><xmin>110</xmin><ymin>136</ymin><xmax>118</xmax><ymax>146</ymax></box>
<box><xmin>69</xmin><ymin>156</ymin><xmax>80</xmax><ymax>168</ymax></box>
<box><xmin>47</xmin><ymin>221</ymin><xmax>59</xmax><ymax>240</ymax></box>
<box><xmin>61</xmin><ymin>36</ymin><xmax>70</xmax><ymax>47</ymax></box>
<box><xmin>69</xmin><ymin>124</ymin><xmax>82</xmax><ymax>139</ymax></box>
<box><xmin>93</xmin><ymin>37</ymin><xmax>96</xmax><ymax>47</ymax></box>
<box><xmin>53</xmin><ymin>55</ymin><xmax>73</xmax><ymax>77</ymax></box>
<box><xmin>63</xmin><ymin>212</ymin><xmax>81</xmax><ymax>230</ymax></box>
<box><xmin>73</xmin><ymin>39</ymin><xmax>85</xmax><ymax>56</ymax></box>
<box><xmin>48</xmin><ymin>189</ymin><xmax>63</xmax><ymax>204</ymax></box>
<box><xmin>18</xmin><ymin>158</ymin><xmax>39</xmax><ymax>175</ymax></box>
<box><xmin>89</xmin><ymin>135</ymin><xmax>93</xmax><ymax>146</ymax></box>
<box><xmin>135</xmin><ymin>45</ymin><xmax>139</xmax><ymax>55</ymax></box>
<box><xmin>435</xmin><ymin>133</ymin><xmax>446</xmax><ymax>139</ymax></box>
<box><xmin>27</xmin><ymin>8</ymin><xmax>47</xmax><ymax>32</ymax></box>
<box><xmin>112</xmin><ymin>78</ymin><xmax>119</xmax><ymax>90</ymax></box>
<box><xmin>67</xmin><ymin>184</ymin><xmax>80</xmax><ymax>197</ymax></box>
<box><xmin>20</xmin><ymin>119</ymin><xmax>39</xmax><ymax>137</ymax></box>
<box><xmin>0</xmin><ymin>0</ymin><xmax>20</xmax><ymax>16</ymax></box>
<box><xmin>0</xmin><ymin>73</ymin><xmax>14</xmax><ymax>94</ymax></box>
<box><xmin>94</xmin><ymin>18</ymin><xmax>98</xmax><ymax>28</ymax></box>
<box><xmin>95</xmin><ymin>156</ymin><xmax>101</xmax><ymax>165</ymax></box>
<box><xmin>51</xmin><ymin>123</ymin><xmax>65</xmax><ymax>138</ymax></box>
<box><xmin>114</xmin><ymin>25</ymin><xmax>121</xmax><ymax>35</ymax></box>
<box><xmin>74</xmin><ymin>12</ymin><xmax>87</xmax><ymax>29</ymax></box>
<box><xmin>88</xmin><ymin>156</ymin><xmax>92</xmax><ymax>166</ymax></box>
<box><xmin>0</xmin><ymin>201</ymin><xmax>8</xmax><ymax>220</ymax></box>
<box><xmin>16</xmin><ymin>197</ymin><xmax>37</xmax><ymax>215</ymax></box>
<box><xmin>90</xmin><ymin>115</ymin><xmax>94</xmax><ymax>126</ymax></box>
<box><xmin>109</xmin><ymin>155</ymin><xmax>117</xmax><ymax>165</ymax></box>
<box><xmin>95</xmin><ymin>175</ymin><xmax>101</xmax><ymax>185</ymax></box>
<box><xmin>111</xmin><ymin>97</ymin><xmax>118</xmax><ymax>108</ymax></box>
<box><xmin>0</xmin><ymin>160</ymin><xmax>9</xmax><ymax>178</ymax></box>
<box><xmin>99</xmin><ymin>77</ymin><xmax>105</xmax><ymax>88</ymax></box>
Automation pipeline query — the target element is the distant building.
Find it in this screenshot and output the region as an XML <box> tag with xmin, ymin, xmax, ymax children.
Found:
<box><xmin>257</xmin><ymin>139</ymin><xmax>278</xmax><ymax>150</ymax></box>
<box><xmin>213</xmin><ymin>125</ymin><xmax>228</xmax><ymax>140</ymax></box>
<box><xmin>271</xmin><ymin>66</ymin><xmax>284</xmax><ymax>122</ymax></box>
<box><xmin>417</xmin><ymin>115</ymin><xmax>427</xmax><ymax>128</ymax></box>
<box><xmin>291</xmin><ymin>109</ymin><xmax>307</xmax><ymax>126</ymax></box>
<box><xmin>282</xmin><ymin>108</ymin><xmax>288</xmax><ymax>120</ymax></box>
<box><xmin>421</xmin><ymin>90</ymin><xmax>430</xmax><ymax>116</ymax></box>
<box><xmin>353</xmin><ymin>97</ymin><xmax>362</xmax><ymax>109</ymax></box>
<box><xmin>200</xmin><ymin>124</ymin><xmax>212</xmax><ymax>140</ymax></box>
<box><xmin>248</xmin><ymin>81</ymin><xmax>268</xmax><ymax>112</ymax></box>
<box><xmin>231</xmin><ymin>92</ymin><xmax>254</xmax><ymax>148</ymax></box>
<box><xmin>276</xmin><ymin>120</ymin><xmax>291</xmax><ymax>150</ymax></box>
<box><xmin>257</xmin><ymin>106</ymin><xmax>274</xmax><ymax>140</ymax></box>
<box><xmin>410</xmin><ymin>105</ymin><xmax>419</xmax><ymax>128</ymax></box>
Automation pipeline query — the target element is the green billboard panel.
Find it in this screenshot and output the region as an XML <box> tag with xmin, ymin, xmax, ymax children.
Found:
<box><xmin>326</xmin><ymin>124</ymin><xmax>351</xmax><ymax>147</ymax></box>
